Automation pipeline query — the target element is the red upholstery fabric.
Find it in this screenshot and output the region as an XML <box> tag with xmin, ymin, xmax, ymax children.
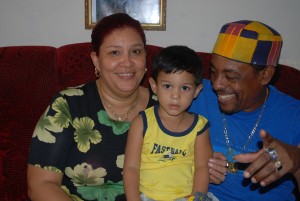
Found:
<box><xmin>0</xmin><ymin>43</ymin><xmax>299</xmax><ymax>200</ymax></box>
<box><xmin>271</xmin><ymin>64</ymin><xmax>300</xmax><ymax>100</ymax></box>
<box><xmin>56</xmin><ymin>43</ymin><xmax>96</xmax><ymax>91</ymax></box>
<box><xmin>0</xmin><ymin>46</ymin><xmax>57</xmax><ymax>201</ymax></box>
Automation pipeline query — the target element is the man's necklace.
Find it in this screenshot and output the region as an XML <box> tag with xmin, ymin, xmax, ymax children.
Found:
<box><xmin>223</xmin><ymin>88</ymin><xmax>269</xmax><ymax>173</ymax></box>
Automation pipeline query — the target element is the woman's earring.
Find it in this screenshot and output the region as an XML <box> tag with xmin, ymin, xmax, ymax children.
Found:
<box><xmin>95</xmin><ymin>68</ymin><xmax>100</xmax><ymax>78</ymax></box>
<box><xmin>145</xmin><ymin>68</ymin><xmax>148</xmax><ymax>73</ymax></box>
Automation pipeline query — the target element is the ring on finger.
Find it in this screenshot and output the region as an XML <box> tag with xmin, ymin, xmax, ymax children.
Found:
<box><xmin>265</xmin><ymin>148</ymin><xmax>278</xmax><ymax>162</ymax></box>
<box><xmin>274</xmin><ymin>160</ymin><xmax>282</xmax><ymax>172</ymax></box>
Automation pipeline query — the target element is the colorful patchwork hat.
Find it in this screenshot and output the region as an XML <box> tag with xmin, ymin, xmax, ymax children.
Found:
<box><xmin>212</xmin><ymin>20</ymin><xmax>282</xmax><ymax>66</ymax></box>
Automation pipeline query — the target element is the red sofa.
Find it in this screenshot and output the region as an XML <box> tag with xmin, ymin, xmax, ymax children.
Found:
<box><xmin>0</xmin><ymin>42</ymin><xmax>300</xmax><ymax>200</ymax></box>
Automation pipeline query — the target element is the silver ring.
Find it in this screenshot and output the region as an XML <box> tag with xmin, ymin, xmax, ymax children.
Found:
<box><xmin>265</xmin><ymin>148</ymin><xmax>278</xmax><ymax>162</ymax></box>
<box><xmin>274</xmin><ymin>160</ymin><xmax>282</xmax><ymax>172</ymax></box>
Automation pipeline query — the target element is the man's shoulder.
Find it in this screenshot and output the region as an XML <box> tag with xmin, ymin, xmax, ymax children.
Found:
<box><xmin>270</xmin><ymin>85</ymin><xmax>300</xmax><ymax>105</ymax></box>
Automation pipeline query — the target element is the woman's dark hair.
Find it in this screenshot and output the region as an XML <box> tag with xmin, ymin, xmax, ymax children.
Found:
<box><xmin>152</xmin><ymin>45</ymin><xmax>203</xmax><ymax>86</ymax></box>
<box><xmin>91</xmin><ymin>13</ymin><xmax>146</xmax><ymax>55</ymax></box>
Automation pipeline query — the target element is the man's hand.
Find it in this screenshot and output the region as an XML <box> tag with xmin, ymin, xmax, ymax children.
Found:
<box><xmin>234</xmin><ymin>129</ymin><xmax>300</xmax><ymax>187</ymax></box>
<box><xmin>208</xmin><ymin>152</ymin><xmax>228</xmax><ymax>184</ymax></box>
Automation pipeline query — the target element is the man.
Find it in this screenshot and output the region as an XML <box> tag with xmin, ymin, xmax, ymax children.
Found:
<box><xmin>189</xmin><ymin>20</ymin><xmax>300</xmax><ymax>200</ymax></box>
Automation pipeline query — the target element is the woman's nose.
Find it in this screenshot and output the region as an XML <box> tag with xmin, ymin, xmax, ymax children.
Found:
<box><xmin>121</xmin><ymin>53</ymin><xmax>132</xmax><ymax>67</ymax></box>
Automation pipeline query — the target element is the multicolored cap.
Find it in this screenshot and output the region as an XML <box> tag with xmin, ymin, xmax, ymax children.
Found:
<box><xmin>212</xmin><ymin>20</ymin><xmax>282</xmax><ymax>66</ymax></box>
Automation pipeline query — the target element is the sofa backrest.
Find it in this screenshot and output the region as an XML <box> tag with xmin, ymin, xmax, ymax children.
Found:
<box><xmin>0</xmin><ymin>42</ymin><xmax>300</xmax><ymax>201</ymax></box>
<box><xmin>0</xmin><ymin>46</ymin><xmax>58</xmax><ymax>201</ymax></box>
<box><xmin>55</xmin><ymin>42</ymin><xmax>300</xmax><ymax>99</ymax></box>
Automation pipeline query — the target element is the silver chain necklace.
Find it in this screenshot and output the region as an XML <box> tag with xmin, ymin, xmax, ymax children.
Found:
<box><xmin>223</xmin><ymin>88</ymin><xmax>268</xmax><ymax>173</ymax></box>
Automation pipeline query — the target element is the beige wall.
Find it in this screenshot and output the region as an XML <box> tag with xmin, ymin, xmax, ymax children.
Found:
<box><xmin>0</xmin><ymin>0</ymin><xmax>299</xmax><ymax>69</ymax></box>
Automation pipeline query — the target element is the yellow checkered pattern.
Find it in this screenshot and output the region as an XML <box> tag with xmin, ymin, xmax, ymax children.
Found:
<box><xmin>213</xmin><ymin>21</ymin><xmax>282</xmax><ymax>66</ymax></box>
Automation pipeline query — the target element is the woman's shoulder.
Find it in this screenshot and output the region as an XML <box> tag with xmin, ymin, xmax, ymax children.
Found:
<box><xmin>138</xmin><ymin>86</ymin><xmax>158</xmax><ymax>108</ymax></box>
<box><xmin>60</xmin><ymin>82</ymin><xmax>95</xmax><ymax>95</ymax></box>
<box><xmin>147</xmin><ymin>87</ymin><xmax>158</xmax><ymax>107</ymax></box>
<box><xmin>47</xmin><ymin>82</ymin><xmax>99</xmax><ymax>113</ymax></box>
<box><xmin>52</xmin><ymin>82</ymin><xmax>96</xmax><ymax>100</ymax></box>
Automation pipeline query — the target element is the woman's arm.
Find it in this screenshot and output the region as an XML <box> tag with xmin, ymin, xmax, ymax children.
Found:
<box><xmin>192</xmin><ymin>129</ymin><xmax>213</xmax><ymax>194</ymax></box>
<box><xmin>123</xmin><ymin>115</ymin><xmax>144</xmax><ymax>201</ymax></box>
<box><xmin>27</xmin><ymin>164</ymin><xmax>72</xmax><ymax>201</ymax></box>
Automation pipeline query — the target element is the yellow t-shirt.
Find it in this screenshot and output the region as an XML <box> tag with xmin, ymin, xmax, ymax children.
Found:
<box><xmin>139</xmin><ymin>105</ymin><xmax>209</xmax><ymax>201</ymax></box>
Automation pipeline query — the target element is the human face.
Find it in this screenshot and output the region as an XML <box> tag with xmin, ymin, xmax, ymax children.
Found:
<box><xmin>91</xmin><ymin>27</ymin><xmax>146</xmax><ymax>96</ymax></box>
<box><xmin>149</xmin><ymin>71</ymin><xmax>202</xmax><ymax>117</ymax></box>
<box><xmin>210</xmin><ymin>54</ymin><xmax>267</xmax><ymax>113</ymax></box>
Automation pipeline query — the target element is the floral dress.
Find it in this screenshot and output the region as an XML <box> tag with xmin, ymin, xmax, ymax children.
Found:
<box><xmin>28</xmin><ymin>82</ymin><xmax>157</xmax><ymax>201</ymax></box>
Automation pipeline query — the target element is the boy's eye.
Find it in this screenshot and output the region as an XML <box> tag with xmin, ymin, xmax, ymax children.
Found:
<box><xmin>182</xmin><ymin>86</ymin><xmax>191</xmax><ymax>91</ymax></box>
<box><xmin>162</xmin><ymin>84</ymin><xmax>171</xmax><ymax>89</ymax></box>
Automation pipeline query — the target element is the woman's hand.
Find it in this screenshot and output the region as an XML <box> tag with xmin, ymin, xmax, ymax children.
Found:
<box><xmin>208</xmin><ymin>152</ymin><xmax>228</xmax><ymax>184</ymax></box>
<box><xmin>234</xmin><ymin>129</ymin><xmax>300</xmax><ymax>187</ymax></box>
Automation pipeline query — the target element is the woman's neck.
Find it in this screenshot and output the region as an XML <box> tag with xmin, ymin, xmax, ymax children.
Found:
<box><xmin>96</xmin><ymin>80</ymin><xmax>140</xmax><ymax>121</ymax></box>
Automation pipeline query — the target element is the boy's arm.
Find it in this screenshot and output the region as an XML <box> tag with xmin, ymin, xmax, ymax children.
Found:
<box><xmin>192</xmin><ymin>129</ymin><xmax>213</xmax><ymax>194</ymax></box>
<box><xmin>123</xmin><ymin>115</ymin><xmax>144</xmax><ymax>201</ymax></box>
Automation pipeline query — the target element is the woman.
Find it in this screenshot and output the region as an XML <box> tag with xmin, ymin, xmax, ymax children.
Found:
<box><xmin>27</xmin><ymin>13</ymin><xmax>157</xmax><ymax>201</ymax></box>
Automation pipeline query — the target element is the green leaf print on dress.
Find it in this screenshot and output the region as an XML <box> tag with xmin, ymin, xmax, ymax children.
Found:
<box><xmin>52</xmin><ymin>97</ymin><xmax>72</xmax><ymax>128</ymax></box>
<box><xmin>116</xmin><ymin>154</ymin><xmax>125</xmax><ymax>175</ymax></box>
<box><xmin>77</xmin><ymin>180</ymin><xmax>124</xmax><ymax>201</ymax></box>
<box><xmin>60</xmin><ymin>85</ymin><xmax>84</xmax><ymax>96</ymax></box>
<box><xmin>73</xmin><ymin>117</ymin><xmax>102</xmax><ymax>153</ymax></box>
<box><xmin>61</xmin><ymin>186</ymin><xmax>84</xmax><ymax>201</ymax></box>
<box><xmin>32</xmin><ymin>96</ymin><xmax>72</xmax><ymax>143</ymax></box>
<box><xmin>34</xmin><ymin>164</ymin><xmax>63</xmax><ymax>173</ymax></box>
<box><xmin>65</xmin><ymin>163</ymin><xmax>124</xmax><ymax>201</ymax></box>
<box><xmin>32</xmin><ymin>106</ymin><xmax>64</xmax><ymax>143</ymax></box>
<box><xmin>43</xmin><ymin>165</ymin><xmax>63</xmax><ymax>173</ymax></box>
<box><xmin>97</xmin><ymin>110</ymin><xmax>131</xmax><ymax>135</ymax></box>
<box><xmin>116</xmin><ymin>154</ymin><xmax>124</xmax><ymax>169</ymax></box>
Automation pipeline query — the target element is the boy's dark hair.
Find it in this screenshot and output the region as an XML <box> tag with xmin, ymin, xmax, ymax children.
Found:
<box><xmin>151</xmin><ymin>45</ymin><xmax>203</xmax><ymax>86</ymax></box>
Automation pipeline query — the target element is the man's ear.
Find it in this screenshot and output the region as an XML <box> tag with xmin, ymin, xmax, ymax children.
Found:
<box><xmin>149</xmin><ymin>77</ymin><xmax>157</xmax><ymax>95</ymax></box>
<box><xmin>261</xmin><ymin>66</ymin><xmax>275</xmax><ymax>85</ymax></box>
<box><xmin>194</xmin><ymin>83</ymin><xmax>203</xmax><ymax>98</ymax></box>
